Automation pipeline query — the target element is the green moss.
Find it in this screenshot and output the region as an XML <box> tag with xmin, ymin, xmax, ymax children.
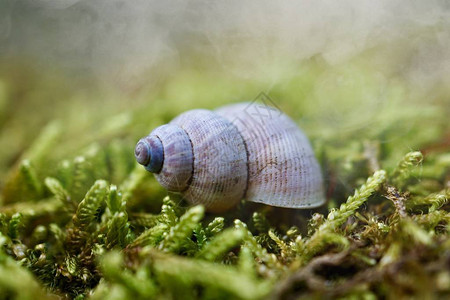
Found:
<box><xmin>0</xmin><ymin>55</ymin><xmax>449</xmax><ymax>299</ymax></box>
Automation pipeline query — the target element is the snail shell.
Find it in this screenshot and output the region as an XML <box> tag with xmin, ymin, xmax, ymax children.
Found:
<box><xmin>135</xmin><ymin>103</ymin><xmax>325</xmax><ymax>212</ymax></box>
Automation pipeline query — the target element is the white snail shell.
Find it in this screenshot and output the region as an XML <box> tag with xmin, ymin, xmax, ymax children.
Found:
<box><xmin>135</xmin><ymin>103</ymin><xmax>325</xmax><ymax>212</ymax></box>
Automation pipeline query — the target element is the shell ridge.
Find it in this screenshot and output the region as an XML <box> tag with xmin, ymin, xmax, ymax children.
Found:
<box><xmin>217</xmin><ymin>112</ymin><xmax>250</xmax><ymax>201</ymax></box>
<box><xmin>151</xmin><ymin>124</ymin><xmax>194</xmax><ymax>192</ymax></box>
<box><xmin>178</xmin><ymin>126</ymin><xmax>195</xmax><ymax>193</ymax></box>
<box><xmin>172</xmin><ymin>110</ymin><xmax>248</xmax><ymax>211</ymax></box>
<box><xmin>154</xmin><ymin>135</ymin><xmax>165</xmax><ymax>174</ymax></box>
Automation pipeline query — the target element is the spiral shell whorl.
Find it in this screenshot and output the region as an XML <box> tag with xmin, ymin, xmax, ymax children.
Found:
<box><xmin>148</xmin><ymin>124</ymin><xmax>193</xmax><ymax>192</ymax></box>
<box><xmin>134</xmin><ymin>135</ymin><xmax>164</xmax><ymax>173</ymax></box>
<box><xmin>170</xmin><ymin>110</ymin><xmax>248</xmax><ymax>212</ymax></box>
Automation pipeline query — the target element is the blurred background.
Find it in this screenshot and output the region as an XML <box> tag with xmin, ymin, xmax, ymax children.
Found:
<box><xmin>0</xmin><ymin>0</ymin><xmax>449</xmax><ymax>208</ymax></box>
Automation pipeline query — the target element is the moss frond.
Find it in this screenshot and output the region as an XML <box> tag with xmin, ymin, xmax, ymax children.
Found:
<box><xmin>143</xmin><ymin>248</ymin><xmax>272</xmax><ymax>300</ymax></box>
<box><xmin>158</xmin><ymin>205</ymin><xmax>205</xmax><ymax>253</ymax></box>
<box><xmin>197</xmin><ymin>227</ymin><xmax>245</xmax><ymax>261</ymax></box>
<box><xmin>301</xmin><ymin>170</ymin><xmax>386</xmax><ymax>262</ymax></box>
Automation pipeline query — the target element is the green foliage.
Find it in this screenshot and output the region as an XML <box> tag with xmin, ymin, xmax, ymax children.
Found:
<box><xmin>0</xmin><ymin>236</ymin><xmax>55</xmax><ymax>300</ymax></box>
<box><xmin>299</xmin><ymin>170</ymin><xmax>386</xmax><ymax>262</ymax></box>
<box><xmin>158</xmin><ymin>205</ymin><xmax>204</xmax><ymax>253</ymax></box>
<box><xmin>8</xmin><ymin>213</ymin><xmax>23</xmax><ymax>240</ymax></box>
<box><xmin>197</xmin><ymin>227</ymin><xmax>245</xmax><ymax>261</ymax></box>
<box><xmin>95</xmin><ymin>251</ymin><xmax>157</xmax><ymax>299</ymax></box>
<box><xmin>391</xmin><ymin>151</ymin><xmax>424</xmax><ymax>189</ymax></box>
<box><xmin>0</xmin><ymin>57</ymin><xmax>449</xmax><ymax>299</ymax></box>
<box><xmin>142</xmin><ymin>248</ymin><xmax>272</xmax><ymax>300</ymax></box>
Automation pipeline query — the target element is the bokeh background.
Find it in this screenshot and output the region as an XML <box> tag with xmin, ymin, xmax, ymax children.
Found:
<box><xmin>1</xmin><ymin>0</ymin><xmax>449</xmax><ymax>206</ymax></box>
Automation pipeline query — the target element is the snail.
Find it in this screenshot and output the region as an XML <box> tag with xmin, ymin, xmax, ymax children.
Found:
<box><xmin>135</xmin><ymin>102</ymin><xmax>325</xmax><ymax>212</ymax></box>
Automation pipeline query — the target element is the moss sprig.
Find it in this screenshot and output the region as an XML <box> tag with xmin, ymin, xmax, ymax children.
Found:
<box><xmin>300</xmin><ymin>170</ymin><xmax>386</xmax><ymax>262</ymax></box>
<box><xmin>391</xmin><ymin>151</ymin><xmax>423</xmax><ymax>189</ymax></box>
<box><xmin>67</xmin><ymin>180</ymin><xmax>108</xmax><ymax>252</ymax></box>
<box><xmin>158</xmin><ymin>205</ymin><xmax>204</xmax><ymax>253</ymax></box>
<box><xmin>142</xmin><ymin>248</ymin><xmax>272</xmax><ymax>300</ymax></box>
<box><xmin>197</xmin><ymin>227</ymin><xmax>245</xmax><ymax>261</ymax></box>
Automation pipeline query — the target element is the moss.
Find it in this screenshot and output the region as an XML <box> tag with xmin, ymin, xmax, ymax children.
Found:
<box><xmin>0</xmin><ymin>55</ymin><xmax>449</xmax><ymax>299</ymax></box>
